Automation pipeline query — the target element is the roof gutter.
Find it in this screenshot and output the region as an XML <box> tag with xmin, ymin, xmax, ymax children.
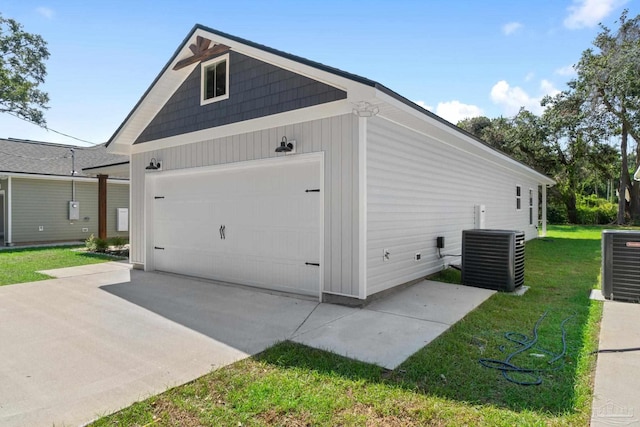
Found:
<box><xmin>0</xmin><ymin>172</ymin><xmax>128</xmax><ymax>183</ymax></box>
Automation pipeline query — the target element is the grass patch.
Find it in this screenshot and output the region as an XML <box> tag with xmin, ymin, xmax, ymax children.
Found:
<box><xmin>91</xmin><ymin>225</ymin><xmax>612</xmax><ymax>426</ymax></box>
<box><xmin>0</xmin><ymin>246</ymin><xmax>114</xmax><ymax>286</ymax></box>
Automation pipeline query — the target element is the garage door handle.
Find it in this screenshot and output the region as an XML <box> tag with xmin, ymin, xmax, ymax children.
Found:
<box><xmin>220</xmin><ymin>225</ymin><xmax>226</xmax><ymax>240</ymax></box>
<box><xmin>154</xmin><ymin>246</ymin><xmax>165</xmax><ymax>250</ymax></box>
<box><xmin>305</xmin><ymin>262</ymin><xmax>320</xmax><ymax>266</ymax></box>
<box><xmin>305</xmin><ymin>189</ymin><xmax>320</xmax><ymax>193</ymax></box>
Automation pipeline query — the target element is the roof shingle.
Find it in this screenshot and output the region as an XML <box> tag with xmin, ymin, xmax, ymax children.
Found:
<box><xmin>0</xmin><ymin>139</ymin><xmax>128</xmax><ymax>178</ymax></box>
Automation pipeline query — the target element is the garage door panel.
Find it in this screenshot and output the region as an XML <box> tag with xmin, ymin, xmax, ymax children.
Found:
<box><xmin>151</xmin><ymin>159</ymin><xmax>321</xmax><ymax>296</ymax></box>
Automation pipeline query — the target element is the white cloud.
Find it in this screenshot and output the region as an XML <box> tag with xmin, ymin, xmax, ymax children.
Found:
<box><xmin>502</xmin><ymin>21</ymin><xmax>523</xmax><ymax>35</ymax></box>
<box><xmin>414</xmin><ymin>100</ymin><xmax>434</xmax><ymax>111</ymax></box>
<box><xmin>554</xmin><ymin>65</ymin><xmax>577</xmax><ymax>76</ymax></box>
<box><xmin>540</xmin><ymin>79</ymin><xmax>561</xmax><ymax>97</ymax></box>
<box><xmin>563</xmin><ymin>0</ymin><xmax>626</xmax><ymax>29</ymax></box>
<box><xmin>36</xmin><ymin>6</ymin><xmax>54</xmax><ymax>19</ymax></box>
<box><xmin>524</xmin><ymin>71</ymin><xmax>535</xmax><ymax>82</ymax></box>
<box><xmin>490</xmin><ymin>80</ymin><xmax>560</xmax><ymax>116</ymax></box>
<box><xmin>435</xmin><ymin>100</ymin><xmax>484</xmax><ymax>124</ymax></box>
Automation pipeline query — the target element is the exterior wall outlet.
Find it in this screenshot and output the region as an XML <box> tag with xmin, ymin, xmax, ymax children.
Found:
<box><xmin>415</xmin><ymin>253</ymin><xmax>421</xmax><ymax>261</ymax></box>
<box><xmin>383</xmin><ymin>249</ymin><xmax>390</xmax><ymax>261</ymax></box>
<box><xmin>82</xmin><ymin>228</ymin><xmax>89</xmax><ymax>232</ymax></box>
<box><xmin>436</xmin><ymin>236</ymin><xmax>445</xmax><ymax>249</ymax></box>
<box><xmin>38</xmin><ymin>226</ymin><xmax>44</xmax><ymax>232</ymax></box>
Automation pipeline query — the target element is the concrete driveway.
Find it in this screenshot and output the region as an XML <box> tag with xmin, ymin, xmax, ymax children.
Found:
<box><xmin>0</xmin><ymin>262</ymin><xmax>493</xmax><ymax>426</ymax></box>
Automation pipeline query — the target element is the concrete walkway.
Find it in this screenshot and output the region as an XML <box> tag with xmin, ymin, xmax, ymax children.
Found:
<box><xmin>0</xmin><ymin>263</ymin><xmax>493</xmax><ymax>427</ymax></box>
<box><xmin>591</xmin><ymin>300</ymin><xmax>640</xmax><ymax>426</ymax></box>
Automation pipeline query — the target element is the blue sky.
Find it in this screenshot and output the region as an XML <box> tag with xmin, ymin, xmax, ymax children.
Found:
<box><xmin>0</xmin><ymin>0</ymin><xmax>636</xmax><ymax>146</ymax></box>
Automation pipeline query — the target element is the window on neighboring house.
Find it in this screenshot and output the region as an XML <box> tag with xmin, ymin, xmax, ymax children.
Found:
<box><xmin>201</xmin><ymin>54</ymin><xmax>229</xmax><ymax>105</ymax></box>
<box><xmin>529</xmin><ymin>188</ymin><xmax>534</xmax><ymax>225</ymax></box>
<box><xmin>516</xmin><ymin>185</ymin><xmax>522</xmax><ymax>210</ymax></box>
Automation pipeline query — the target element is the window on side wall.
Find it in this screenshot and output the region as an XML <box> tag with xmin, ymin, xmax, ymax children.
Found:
<box><xmin>529</xmin><ymin>188</ymin><xmax>534</xmax><ymax>225</ymax></box>
<box><xmin>516</xmin><ymin>185</ymin><xmax>522</xmax><ymax>210</ymax></box>
<box><xmin>201</xmin><ymin>54</ymin><xmax>229</xmax><ymax>105</ymax></box>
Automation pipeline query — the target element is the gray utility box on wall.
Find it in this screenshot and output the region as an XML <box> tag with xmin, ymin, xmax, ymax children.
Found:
<box><xmin>462</xmin><ymin>229</ymin><xmax>525</xmax><ymax>292</ymax></box>
<box><xmin>602</xmin><ymin>230</ymin><xmax>640</xmax><ymax>302</ymax></box>
<box><xmin>68</xmin><ymin>201</ymin><xmax>80</xmax><ymax>221</ymax></box>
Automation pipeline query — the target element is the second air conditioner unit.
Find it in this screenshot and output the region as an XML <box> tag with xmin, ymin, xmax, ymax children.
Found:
<box><xmin>602</xmin><ymin>230</ymin><xmax>640</xmax><ymax>302</ymax></box>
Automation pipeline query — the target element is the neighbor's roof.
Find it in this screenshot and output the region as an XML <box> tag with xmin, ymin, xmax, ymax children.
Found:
<box><xmin>0</xmin><ymin>138</ymin><xmax>129</xmax><ymax>179</ymax></box>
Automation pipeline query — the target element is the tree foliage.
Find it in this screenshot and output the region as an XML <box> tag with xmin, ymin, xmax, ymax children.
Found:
<box><xmin>574</xmin><ymin>9</ymin><xmax>640</xmax><ymax>223</ymax></box>
<box><xmin>0</xmin><ymin>13</ymin><xmax>49</xmax><ymax>126</ymax></box>
<box><xmin>457</xmin><ymin>10</ymin><xmax>639</xmax><ymax>225</ymax></box>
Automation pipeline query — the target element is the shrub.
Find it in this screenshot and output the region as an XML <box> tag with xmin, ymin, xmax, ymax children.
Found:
<box><xmin>109</xmin><ymin>236</ymin><xmax>127</xmax><ymax>249</ymax></box>
<box><xmin>547</xmin><ymin>204</ymin><xmax>568</xmax><ymax>224</ymax></box>
<box><xmin>85</xmin><ymin>234</ymin><xmax>108</xmax><ymax>253</ymax></box>
<box><xmin>576</xmin><ymin>195</ymin><xmax>617</xmax><ymax>225</ymax></box>
<box><xmin>85</xmin><ymin>234</ymin><xmax>97</xmax><ymax>251</ymax></box>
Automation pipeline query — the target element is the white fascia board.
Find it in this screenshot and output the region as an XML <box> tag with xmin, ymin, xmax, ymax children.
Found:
<box><xmin>109</xmin><ymin>61</ymin><xmax>198</xmax><ymax>152</ymax></box>
<box><xmin>374</xmin><ymin>89</ymin><xmax>556</xmax><ymax>186</ymax></box>
<box><xmin>192</xmin><ymin>28</ymin><xmax>374</xmax><ymax>99</ymax></box>
<box><xmin>0</xmin><ymin>172</ymin><xmax>128</xmax><ymax>184</ymax></box>
<box><xmin>130</xmin><ymin>99</ymin><xmax>352</xmax><ymax>154</ymax></box>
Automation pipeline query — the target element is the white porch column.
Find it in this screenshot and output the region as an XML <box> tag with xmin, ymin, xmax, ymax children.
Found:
<box><xmin>541</xmin><ymin>184</ymin><xmax>547</xmax><ymax>237</ymax></box>
<box><xmin>6</xmin><ymin>176</ymin><xmax>11</xmax><ymax>245</ymax></box>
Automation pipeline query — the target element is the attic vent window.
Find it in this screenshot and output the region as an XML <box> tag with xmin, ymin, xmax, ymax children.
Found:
<box><xmin>201</xmin><ymin>54</ymin><xmax>229</xmax><ymax>105</ymax></box>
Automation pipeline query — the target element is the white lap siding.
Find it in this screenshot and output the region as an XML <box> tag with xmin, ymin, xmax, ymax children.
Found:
<box><xmin>130</xmin><ymin>114</ymin><xmax>360</xmax><ymax>297</ymax></box>
<box><xmin>366</xmin><ymin>116</ymin><xmax>539</xmax><ymax>296</ymax></box>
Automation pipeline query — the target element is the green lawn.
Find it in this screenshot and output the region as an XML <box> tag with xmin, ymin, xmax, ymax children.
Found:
<box><xmin>91</xmin><ymin>225</ymin><xmax>610</xmax><ymax>426</ymax></box>
<box><xmin>0</xmin><ymin>246</ymin><xmax>114</xmax><ymax>286</ymax></box>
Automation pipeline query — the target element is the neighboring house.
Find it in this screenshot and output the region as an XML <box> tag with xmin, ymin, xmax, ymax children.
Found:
<box><xmin>107</xmin><ymin>25</ymin><xmax>555</xmax><ymax>304</ymax></box>
<box><xmin>0</xmin><ymin>138</ymin><xmax>129</xmax><ymax>246</ymax></box>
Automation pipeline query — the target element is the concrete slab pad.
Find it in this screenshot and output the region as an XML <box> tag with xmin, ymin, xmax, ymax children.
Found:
<box><xmin>293</xmin><ymin>309</ymin><xmax>449</xmax><ymax>369</ymax></box>
<box><xmin>590</xmin><ymin>288</ymin><xmax>606</xmax><ymax>301</ymax></box>
<box><xmin>591</xmin><ymin>301</ymin><xmax>640</xmax><ymax>426</ymax></box>
<box><xmin>293</xmin><ymin>303</ymin><xmax>355</xmax><ymax>336</ymax></box>
<box><xmin>38</xmin><ymin>260</ymin><xmax>131</xmax><ymax>278</ymax></box>
<box><xmin>102</xmin><ymin>271</ymin><xmax>320</xmax><ymax>355</ymax></box>
<box><xmin>508</xmin><ymin>285</ymin><xmax>529</xmax><ymax>296</ymax></box>
<box><xmin>366</xmin><ymin>280</ymin><xmax>495</xmax><ymax>325</ymax></box>
<box><xmin>0</xmin><ymin>269</ymin><xmax>317</xmax><ymax>427</ymax></box>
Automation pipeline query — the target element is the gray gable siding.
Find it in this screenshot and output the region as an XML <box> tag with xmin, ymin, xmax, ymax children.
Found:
<box><xmin>134</xmin><ymin>51</ymin><xmax>347</xmax><ymax>144</ymax></box>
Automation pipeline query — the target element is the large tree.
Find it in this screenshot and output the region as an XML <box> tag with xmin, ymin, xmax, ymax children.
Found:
<box><xmin>541</xmin><ymin>90</ymin><xmax>618</xmax><ymax>223</ymax></box>
<box><xmin>0</xmin><ymin>14</ymin><xmax>49</xmax><ymax>126</ymax></box>
<box><xmin>574</xmin><ymin>9</ymin><xmax>640</xmax><ymax>223</ymax></box>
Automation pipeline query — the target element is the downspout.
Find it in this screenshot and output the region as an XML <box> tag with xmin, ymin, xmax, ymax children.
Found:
<box><xmin>6</xmin><ymin>176</ymin><xmax>11</xmax><ymax>246</ymax></box>
<box><xmin>358</xmin><ymin>115</ymin><xmax>368</xmax><ymax>299</ymax></box>
<box><xmin>353</xmin><ymin>101</ymin><xmax>379</xmax><ymax>300</ymax></box>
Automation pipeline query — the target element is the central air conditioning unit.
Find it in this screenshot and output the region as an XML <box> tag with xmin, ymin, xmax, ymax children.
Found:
<box><xmin>602</xmin><ymin>230</ymin><xmax>640</xmax><ymax>302</ymax></box>
<box><xmin>462</xmin><ymin>229</ymin><xmax>525</xmax><ymax>292</ymax></box>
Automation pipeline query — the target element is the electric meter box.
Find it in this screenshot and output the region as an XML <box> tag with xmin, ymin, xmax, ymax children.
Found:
<box><xmin>69</xmin><ymin>201</ymin><xmax>80</xmax><ymax>221</ymax></box>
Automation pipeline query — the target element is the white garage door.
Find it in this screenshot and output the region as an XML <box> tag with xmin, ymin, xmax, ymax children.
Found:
<box><xmin>150</xmin><ymin>158</ymin><xmax>322</xmax><ymax>296</ymax></box>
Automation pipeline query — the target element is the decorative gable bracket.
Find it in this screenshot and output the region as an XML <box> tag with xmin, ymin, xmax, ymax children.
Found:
<box><xmin>173</xmin><ymin>36</ymin><xmax>230</xmax><ymax>71</ymax></box>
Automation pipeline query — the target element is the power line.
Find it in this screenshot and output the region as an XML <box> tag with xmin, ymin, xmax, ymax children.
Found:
<box><xmin>5</xmin><ymin>112</ymin><xmax>100</xmax><ymax>146</ymax></box>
